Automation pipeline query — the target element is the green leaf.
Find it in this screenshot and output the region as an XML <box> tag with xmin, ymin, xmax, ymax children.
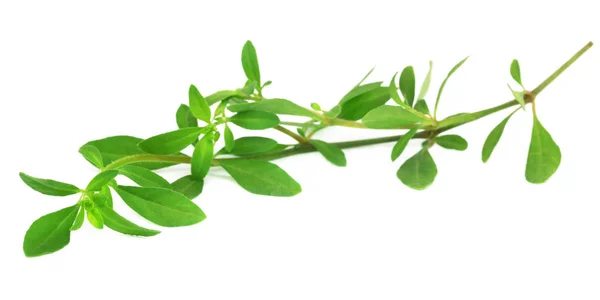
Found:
<box><xmin>70</xmin><ymin>206</ymin><xmax>85</xmax><ymax>231</ymax></box>
<box><xmin>239</xmin><ymin>80</ymin><xmax>256</xmax><ymax>95</ymax></box>
<box><xmin>435</xmin><ymin>135</ymin><xmax>468</xmax><ymax>151</ymax></box>
<box><xmin>417</xmin><ymin>61</ymin><xmax>433</xmax><ymax>101</ymax></box>
<box><xmin>23</xmin><ymin>205</ymin><xmax>80</xmax><ymax>257</ymax></box>
<box><xmin>224</xmin><ymin>124</ymin><xmax>234</xmax><ymax>152</ymax></box>
<box><xmin>191</xmin><ymin>133</ymin><xmax>214</xmax><ymax>180</ymax></box>
<box><xmin>118</xmin><ymin>165</ymin><xmax>171</xmax><ymax>189</ymax></box>
<box><xmin>114</xmin><ymin>185</ymin><xmax>206</xmax><ymax>227</ymax></box>
<box><xmin>176</xmin><ymin>104</ymin><xmax>199</xmax><ymax>129</ymax></box>
<box><xmin>414</xmin><ymin>99</ymin><xmax>430</xmax><ymax>115</ymax></box>
<box><xmin>310</xmin><ymin>102</ymin><xmax>321</xmax><ymax>111</ymax></box>
<box><xmin>362</xmin><ymin>105</ymin><xmax>426</xmax><ymax>129</ymax></box>
<box><xmin>388</xmin><ymin>72</ymin><xmax>404</xmax><ymax>106</ymax></box>
<box><xmin>396</xmin><ymin>150</ymin><xmax>438</xmax><ymax>190</ymax></box>
<box><xmin>311</xmin><ymin>140</ymin><xmax>347</xmax><ymax>167</ymax></box>
<box><xmin>434</xmin><ymin>56</ymin><xmax>469</xmax><ymax>118</ymax></box>
<box><xmin>86</xmin><ymin>207</ymin><xmax>104</xmax><ymax>229</ymax></box>
<box><xmin>296</xmin><ymin>128</ymin><xmax>306</xmax><ymax>137</ymax></box>
<box><xmin>86</xmin><ymin>170</ymin><xmax>119</xmax><ymax>191</ymax></box>
<box><xmin>324</xmin><ymin>105</ymin><xmax>342</xmax><ymax>118</ymax></box>
<box><xmin>339</xmin><ymin>82</ymin><xmax>383</xmax><ymax>104</ymax></box>
<box><xmin>510</xmin><ymin>59</ymin><xmax>523</xmax><ymax>87</ymax></box>
<box><xmin>171</xmin><ymin>175</ymin><xmax>204</xmax><ymax>200</ymax></box>
<box><xmin>189</xmin><ymin>84</ymin><xmax>211</xmax><ymax>123</ymax></box>
<box><xmin>19</xmin><ymin>172</ymin><xmax>80</xmax><ymax>196</ymax></box>
<box><xmin>206</xmin><ymin>90</ymin><xmax>240</xmax><ymax>106</ymax></box>
<box><xmin>338</xmin><ymin>86</ymin><xmax>391</xmax><ymax>121</ymax></box>
<box><xmin>525</xmin><ymin>116</ymin><xmax>561</xmax><ymax>184</ymax></box>
<box><xmin>508</xmin><ymin>84</ymin><xmax>526</xmax><ymax>109</ymax></box>
<box><xmin>228</xmin><ymin>98</ymin><xmax>316</xmax><ymax>118</ymax></box>
<box><xmin>93</xmin><ymin>186</ymin><xmax>113</xmax><ymax>208</ymax></box>
<box><xmin>242</xmin><ymin>40</ymin><xmax>261</xmax><ymax>86</ymax></box>
<box><xmin>138</xmin><ymin>127</ymin><xmax>203</xmax><ymax>154</ymax></box>
<box><xmin>219</xmin><ymin>159</ymin><xmax>302</xmax><ymax>197</ymax></box>
<box><xmin>391</xmin><ymin>127</ymin><xmax>419</xmax><ymax>161</ymax></box>
<box><xmin>79</xmin><ymin>145</ymin><xmax>104</xmax><ymax>169</ymax></box>
<box><xmin>84</xmin><ymin>135</ymin><xmax>175</xmax><ymax>170</ymax></box>
<box><xmin>98</xmin><ymin>206</ymin><xmax>160</xmax><ymax>236</ymax></box>
<box><xmin>218</xmin><ymin>136</ymin><xmax>278</xmax><ymax>155</ymax></box>
<box><xmin>482</xmin><ymin>110</ymin><xmax>517</xmax><ymax>162</ymax></box>
<box><xmin>229</xmin><ymin>111</ymin><xmax>280</xmax><ymax>130</ymax></box>
<box><xmin>399</xmin><ymin>66</ymin><xmax>416</xmax><ymax>107</ymax></box>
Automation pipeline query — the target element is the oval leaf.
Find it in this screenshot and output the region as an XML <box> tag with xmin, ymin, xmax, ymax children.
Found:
<box><xmin>19</xmin><ymin>172</ymin><xmax>80</xmax><ymax>196</ymax></box>
<box><xmin>435</xmin><ymin>135</ymin><xmax>468</xmax><ymax>151</ymax></box>
<box><xmin>414</xmin><ymin>99</ymin><xmax>430</xmax><ymax>115</ymax></box>
<box><xmin>362</xmin><ymin>105</ymin><xmax>426</xmax><ymax>129</ymax></box>
<box><xmin>396</xmin><ymin>150</ymin><xmax>438</xmax><ymax>190</ymax></box>
<box><xmin>417</xmin><ymin>61</ymin><xmax>433</xmax><ymax>101</ymax></box>
<box><xmin>242</xmin><ymin>40</ymin><xmax>261</xmax><ymax>85</ymax></box>
<box><xmin>525</xmin><ymin>116</ymin><xmax>561</xmax><ymax>184</ymax></box>
<box><xmin>228</xmin><ymin>98</ymin><xmax>316</xmax><ymax>118</ymax></box>
<box><xmin>191</xmin><ymin>134</ymin><xmax>214</xmax><ymax>180</ymax></box>
<box><xmin>510</xmin><ymin>59</ymin><xmax>522</xmax><ymax>86</ymax></box>
<box><xmin>138</xmin><ymin>127</ymin><xmax>203</xmax><ymax>155</ymax></box>
<box><xmin>389</xmin><ymin>72</ymin><xmax>404</xmax><ymax>106</ymax></box>
<box><xmin>482</xmin><ymin>110</ymin><xmax>517</xmax><ymax>162</ymax></box>
<box><xmin>206</xmin><ymin>90</ymin><xmax>241</xmax><ymax>106</ymax></box>
<box><xmin>98</xmin><ymin>206</ymin><xmax>160</xmax><ymax>236</ymax></box>
<box><xmin>84</xmin><ymin>135</ymin><xmax>175</xmax><ymax>170</ymax></box>
<box><xmin>86</xmin><ymin>207</ymin><xmax>104</xmax><ymax>229</ymax></box>
<box><xmin>118</xmin><ymin>165</ymin><xmax>171</xmax><ymax>189</ymax></box>
<box><xmin>86</xmin><ymin>170</ymin><xmax>119</xmax><ymax>191</ymax></box>
<box><xmin>70</xmin><ymin>206</ymin><xmax>85</xmax><ymax>231</ymax></box>
<box><xmin>311</xmin><ymin>140</ymin><xmax>346</xmax><ymax>167</ymax></box>
<box><xmin>338</xmin><ymin>86</ymin><xmax>390</xmax><ymax>121</ymax></box>
<box><xmin>229</xmin><ymin>111</ymin><xmax>280</xmax><ymax>130</ymax></box>
<box><xmin>339</xmin><ymin>82</ymin><xmax>383</xmax><ymax>104</ymax></box>
<box><xmin>79</xmin><ymin>145</ymin><xmax>104</xmax><ymax>169</ymax></box>
<box><xmin>224</xmin><ymin>124</ymin><xmax>234</xmax><ymax>152</ymax></box>
<box><xmin>171</xmin><ymin>175</ymin><xmax>204</xmax><ymax>200</ymax></box>
<box><xmin>399</xmin><ymin>66</ymin><xmax>416</xmax><ymax>107</ymax></box>
<box><xmin>189</xmin><ymin>84</ymin><xmax>211</xmax><ymax>123</ymax></box>
<box><xmin>219</xmin><ymin>159</ymin><xmax>301</xmax><ymax>197</ymax></box>
<box><xmin>23</xmin><ymin>205</ymin><xmax>80</xmax><ymax>257</ymax></box>
<box><xmin>219</xmin><ymin>136</ymin><xmax>278</xmax><ymax>156</ymax></box>
<box><xmin>391</xmin><ymin>127</ymin><xmax>419</xmax><ymax>161</ymax></box>
<box><xmin>176</xmin><ymin>104</ymin><xmax>199</xmax><ymax>129</ymax></box>
<box><xmin>114</xmin><ymin>186</ymin><xmax>206</xmax><ymax>227</ymax></box>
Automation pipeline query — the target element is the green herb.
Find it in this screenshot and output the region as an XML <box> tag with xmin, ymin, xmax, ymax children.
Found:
<box><xmin>18</xmin><ymin>40</ymin><xmax>593</xmax><ymax>257</ymax></box>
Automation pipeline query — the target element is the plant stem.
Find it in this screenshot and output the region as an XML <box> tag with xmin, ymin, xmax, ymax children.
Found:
<box><xmin>532</xmin><ymin>41</ymin><xmax>593</xmax><ymax>95</ymax></box>
<box><xmin>273</xmin><ymin>125</ymin><xmax>307</xmax><ymax>143</ymax></box>
<box><xmin>104</xmin><ymin>154</ymin><xmax>191</xmax><ymax>171</ymax></box>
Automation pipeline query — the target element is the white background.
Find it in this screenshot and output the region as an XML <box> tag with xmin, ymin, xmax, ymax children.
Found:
<box><xmin>1</xmin><ymin>1</ymin><xmax>599</xmax><ymax>299</ymax></box>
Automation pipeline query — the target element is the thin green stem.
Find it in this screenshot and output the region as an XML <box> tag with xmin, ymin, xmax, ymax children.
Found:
<box><xmin>273</xmin><ymin>125</ymin><xmax>307</xmax><ymax>143</ymax></box>
<box><xmin>103</xmin><ymin>154</ymin><xmax>191</xmax><ymax>171</ymax></box>
<box><xmin>532</xmin><ymin>41</ymin><xmax>593</xmax><ymax>95</ymax></box>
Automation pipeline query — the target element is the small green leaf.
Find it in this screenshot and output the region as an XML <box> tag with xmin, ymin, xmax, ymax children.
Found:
<box><xmin>239</xmin><ymin>80</ymin><xmax>256</xmax><ymax>95</ymax></box>
<box><xmin>435</xmin><ymin>135</ymin><xmax>468</xmax><ymax>151</ymax></box>
<box><xmin>417</xmin><ymin>61</ymin><xmax>433</xmax><ymax>101</ymax></box>
<box><xmin>70</xmin><ymin>206</ymin><xmax>85</xmax><ymax>231</ymax></box>
<box><xmin>114</xmin><ymin>185</ymin><xmax>206</xmax><ymax>227</ymax></box>
<box><xmin>391</xmin><ymin>127</ymin><xmax>419</xmax><ymax>161</ymax></box>
<box><xmin>262</xmin><ymin>80</ymin><xmax>273</xmax><ymax>88</ymax></box>
<box><xmin>191</xmin><ymin>133</ymin><xmax>214</xmax><ymax>180</ymax></box>
<box><xmin>99</xmin><ymin>186</ymin><xmax>113</xmax><ymax>208</ymax></box>
<box><xmin>138</xmin><ymin>127</ymin><xmax>203</xmax><ymax>154</ymax></box>
<box><xmin>482</xmin><ymin>109</ymin><xmax>517</xmax><ymax>162</ymax></box>
<box><xmin>219</xmin><ymin>159</ymin><xmax>302</xmax><ymax>197</ymax></box>
<box><xmin>399</xmin><ymin>66</ymin><xmax>416</xmax><ymax>107</ymax></box>
<box><xmin>508</xmin><ymin>84</ymin><xmax>526</xmax><ymax>109</ymax></box>
<box><xmin>218</xmin><ymin>136</ymin><xmax>278</xmax><ymax>155</ymax></box>
<box><xmin>525</xmin><ymin>116</ymin><xmax>561</xmax><ymax>184</ymax></box>
<box><xmin>510</xmin><ymin>59</ymin><xmax>523</xmax><ymax>87</ymax></box>
<box><xmin>414</xmin><ymin>99</ymin><xmax>430</xmax><ymax>115</ymax></box>
<box><xmin>23</xmin><ymin>205</ymin><xmax>80</xmax><ymax>257</ymax></box>
<box><xmin>176</xmin><ymin>104</ymin><xmax>199</xmax><ymax>129</ymax></box>
<box><xmin>214</xmin><ymin>100</ymin><xmax>229</xmax><ymax>117</ymax></box>
<box><xmin>396</xmin><ymin>150</ymin><xmax>438</xmax><ymax>190</ymax></box>
<box><xmin>297</xmin><ymin>128</ymin><xmax>306</xmax><ymax>137</ymax></box>
<box><xmin>206</xmin><ymin>90</ymin><xmax>240</xmax><ymax>106</ymax></box>
<box><xmin>389</xmin><ymin>72</ymin><xmax>404</xmax><ymax>106</ymax></box>
<box><xmin>434</xmin><ymin>56</ymin><xmax>469</xmax><ymax>118</ymax></box>
<box><xmin>230</xmin><ymin>111</ymin><xmax>280</xmax><ymax>130</ymax></box>
<box><xmin>86</xmin><ymin>170</ymin><xmax>119</xmax><ymax>191</ymax></box>
<box><xmin>118</xmin><ymin>165</ymin><xmax>171</xmax><ymax>189</ymax></box>
<box><xmin>98</xmin><ymin>206</ymin><xmax>160</xmax><ymax>236</ymax></box>
<box><xmin>324</xmin><ymin>105</ymin><xmax>342</xmax><ymax>118</ymax></box>
<box><xmin>171</xmin><ymin>175</ymin><xmax>204</xmax><ymax>200</ymax></box>
<box><xmin>310</xmin><ymin>103</ymin><xmax>321</xmax><ymax>111</ymax></box>
<box><xmin>86</xmin><ymin>207</ymin><xmax>104</xmax><ymax>229</ymax></box>
<box><xmin>311</xmin><ymin>140</ymin><xmax>347</xmax><ymax>167</ymax></box>
<box><xmin>224</xmin><ymin>124</ymin><xmax>234</xmax><ymax>152</ymax></box>
<box><xmin>19</xmin><ymin>172</ymin><xmax>80</xmax><ymax>196</ymax></box>
<box><xmin>362</xmin><ymin>105</ymin><xmax>426</xmax><ymax>129</ymax></box>
<box><xmin>228</xmin><ymin>98</ymin><xmax>316</xmax><ymax>118</ymax></box>
<box><xmin>338</xmin><ymin>86</ymin><xmax>390</xmax><ymax>121</ymax></box>
<box><xmin>242</xmin><ymin>40</ymin><xmax>261</xmax><ymax>86</ymax></box>
<box><xmin>339</xmin><ymin>82</ymin><xmax>383</xmax><ymax>104</ymax></box>
<box><xmin>84</xmin><ymin>135</ymin><xmax>175</xmax><ymax>170</ymax></box>
<box><xmin>189</xmin><ymin>84</ymin><xmax>211</xmax><ymax>123</ymax></box>
<box><xmin>79</xmin><ymin>145</ymin><xmax>104</xmax><ymax>169</ymax></box>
